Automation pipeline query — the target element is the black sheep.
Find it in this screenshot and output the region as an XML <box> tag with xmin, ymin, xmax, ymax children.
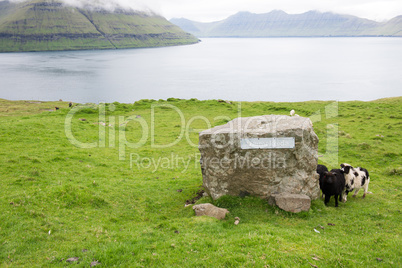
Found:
<box><xmin>317</xmin><ymin>164</ymin><xmax>328</xmax><ymax>194</ymax></box>
<box><xmin>321</xmin><ymin>169</ymin><xmax>345</xmax><ymax>207</ymax></box>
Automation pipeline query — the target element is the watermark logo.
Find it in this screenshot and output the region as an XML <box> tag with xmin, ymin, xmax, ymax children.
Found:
<box><xmin>130</xmin><ymin>153</ymin><xmax>200</xmax><ymax>174</ymax></box>
<box><xmin>64</xmin><ymin>101</ymin><xmax>338</xmax><ymax>170</ymax></box>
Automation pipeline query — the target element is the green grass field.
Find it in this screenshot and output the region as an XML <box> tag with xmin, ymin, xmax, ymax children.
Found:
<box><xmin>0</xmin><ymin>97</ymin><xmax>401</xmax><ymax>267</ymax></box>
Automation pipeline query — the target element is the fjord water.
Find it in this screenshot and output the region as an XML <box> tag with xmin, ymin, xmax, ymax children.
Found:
<box><xmin>0</xmin><ymin>38</ymin><xmax>401</xmax><ymax>103</ymax></box>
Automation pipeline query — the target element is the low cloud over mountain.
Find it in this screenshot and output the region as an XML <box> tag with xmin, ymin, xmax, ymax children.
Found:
<box><xmin>2</xmin><ymin>0</ymin><xmax>160</xmax><ymax>13</ymax></box>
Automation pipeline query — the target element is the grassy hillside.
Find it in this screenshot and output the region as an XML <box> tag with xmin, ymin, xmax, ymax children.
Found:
<box><xmin>0</xmin><ymin>97</ymin><xmax>401</xmax><ymax>267</ymax></box>
<box><xmin>0</xmin><ymin>0</ymin><xmax>199</xmax><ymax>52</ymax></box>
<box><xmin>364</xmin><ymin>16</ymin><xmax>402</xmax><ymax>36</ymax></box>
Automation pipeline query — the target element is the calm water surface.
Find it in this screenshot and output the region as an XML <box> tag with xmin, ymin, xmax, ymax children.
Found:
<box><xmin>0</xmin><ymin>38</ymin><xmax>401</xmax><ymax>103</ymax></box>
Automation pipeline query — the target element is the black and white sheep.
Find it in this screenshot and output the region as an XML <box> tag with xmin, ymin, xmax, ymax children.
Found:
<box><xmin>340</xmin><ymin>163</ymin><xmax>371</xmax><ymax>200</ymax></box>
<box><xmin>321</xmin><ymin>169</ymin><xmax>345</xmax><ymax>207</ymax></box>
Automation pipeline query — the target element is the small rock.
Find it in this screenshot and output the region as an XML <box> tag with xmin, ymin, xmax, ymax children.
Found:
<box><xmin>193</xmin><ymin>203</ymin><xmax>229</xmax><ymax>220</ymax></box>
<box><xmin>234</xmin><ymin>220</ymin><xmax>240</xmax><ymax>225</ymax></box>
<box><xmin>274</xmin><ymin>193</ymin><xmax>311</xmax><ymax>213</ymax></box>
<box><xmin>66</xmin><ymin>257</ymin><xmax>79</xmax><ymax>263</ymax></box>
<box><xmin>91</xmin><ymin>260</ymin><xmax>101</xmax><ymax>267</ymax></box>
<box><xmin>10</xmin><ymin>202</ymin><xmax>14</xmax><ymax>205</ymax></box>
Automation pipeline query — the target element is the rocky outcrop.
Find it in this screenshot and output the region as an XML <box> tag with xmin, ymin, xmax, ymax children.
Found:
<box><xmin>199</xmin><ymin>114</ymin><xmax>320</xmax><ymax>201</ymax></box>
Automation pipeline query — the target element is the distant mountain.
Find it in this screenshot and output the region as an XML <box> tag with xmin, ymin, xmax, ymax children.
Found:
<box><xmin>0</xmin><ymin>0</ymin><xmax>199</xmax><ymax>52</ymax></box>
<box><xmin>366</xmin><ymin>15</ymin><xmax>402</xmax><ymax>36</ymax></box>
<box><xmin>170</xmin><ymin>10</ymin><xmax>402</xmax><ymax>37</ymax></box>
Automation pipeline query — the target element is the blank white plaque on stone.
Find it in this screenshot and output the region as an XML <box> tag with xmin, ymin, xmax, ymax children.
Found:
<box><xmin>240</xmin><ymin>137</ymin><xmax>295</xmax><ymax>149</ymax></box>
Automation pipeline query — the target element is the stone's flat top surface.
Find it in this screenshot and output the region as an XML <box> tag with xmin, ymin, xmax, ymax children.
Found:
<box><xmin>240</xmin><ymin>137</ymin><xmax>295</xmax><ymax>149</ymax></box>
<box><xmin>275</xmin><ymin>193</ymin><xmax>311</xmax><ymax>201</ymax></box>
<box><xmin>200</xmin><ymin>115</ymin><xmax>313</xmax><ymax>135</ymax></box>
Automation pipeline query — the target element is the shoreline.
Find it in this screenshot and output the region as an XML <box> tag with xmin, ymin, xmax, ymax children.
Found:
<box><xmin>1</xmin><ymin>96</ymin><xmax>401</xmax><ymax>105</ymax></box>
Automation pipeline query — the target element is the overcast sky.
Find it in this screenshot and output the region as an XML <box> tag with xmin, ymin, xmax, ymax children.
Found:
<box><xmin>152</xmin><ymin>0</ymin><xmax>402</xmax><ymax>22</ymax></box>
<box><xmin>3</xmin><ymin>0</ymin><xmax>402</xmax><ymax>22</ymax></box>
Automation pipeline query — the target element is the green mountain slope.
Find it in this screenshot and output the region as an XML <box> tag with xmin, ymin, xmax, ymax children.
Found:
<box><xmin>0</xmin><ymin>0</ymin><xmax>199</xmax><ymax>52</ymax></box>
<box><xmin>170</xmin><ymin>10</ymin><xmax>402</xmax><ymax>37</ymax></box>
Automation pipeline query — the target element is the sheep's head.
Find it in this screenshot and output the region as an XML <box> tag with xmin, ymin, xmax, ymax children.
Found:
<box><xmin>341</xmin><ymin>163</ymin><xmax>355</xmax><ymax>191</ymax></box>
<box><xmin>323</xmin><ymin>171</ymin><xmax>336</xmax><ymax>184</ymax></box>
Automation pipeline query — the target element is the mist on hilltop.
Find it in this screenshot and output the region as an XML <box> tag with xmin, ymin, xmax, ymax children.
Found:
<box><xmin>1</xmin><ymin>0</ymin><xmax>161</xmax><ymax>13</ymax></box>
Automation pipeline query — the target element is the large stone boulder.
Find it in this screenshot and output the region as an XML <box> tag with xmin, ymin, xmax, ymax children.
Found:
<box><xmin>199</xmin><ymin>114</ymin><xmax>320</xmax><ymax>201</ymax></box>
